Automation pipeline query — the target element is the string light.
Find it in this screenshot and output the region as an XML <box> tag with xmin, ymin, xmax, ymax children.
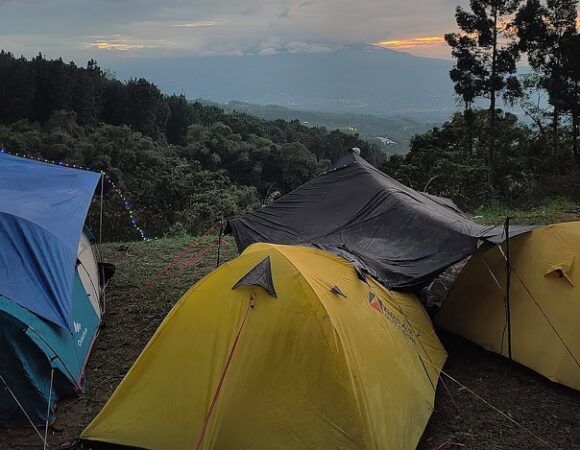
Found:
<box><xmin>0</xmin><ymin>147</ymin><xmax>148</xmax><ymax>240</ymax></box>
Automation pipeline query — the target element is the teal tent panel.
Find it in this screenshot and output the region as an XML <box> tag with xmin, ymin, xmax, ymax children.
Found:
<box><xmin>0</xmin><ymin>272</ymin><xmax>100</xmax><ymax>425</ymax></box>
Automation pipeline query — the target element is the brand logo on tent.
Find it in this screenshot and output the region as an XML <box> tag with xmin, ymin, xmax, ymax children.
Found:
<box><xmin>367</xmin><ymin>290</ymin><xmax>416</xmax><ymax>344</ymax></box>
<box><xmin>73</xmin><ymin>321</ymin><xmax>82</xmax><ymax>333</ymax></box>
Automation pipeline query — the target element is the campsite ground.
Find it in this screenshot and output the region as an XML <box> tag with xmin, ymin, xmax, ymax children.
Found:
<box><xmin>1</xmin><ymin>206</ymin><xmax>580</xmax><ymax>450</ymax></box>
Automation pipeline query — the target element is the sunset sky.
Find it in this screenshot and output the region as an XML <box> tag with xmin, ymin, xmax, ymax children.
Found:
<box><xmin>0</xmin><ymin>0</ymin><xmax>467</xmax><ymax>62</ymax></box>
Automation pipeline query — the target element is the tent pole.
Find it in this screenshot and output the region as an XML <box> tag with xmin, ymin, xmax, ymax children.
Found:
<box><xmin>504</xmin><ymin>216</ymin><xmax>512</xmax><ymax>360</ymax></box>
<box><xmin>99</xmin><ymin>172</ymin><xmax>104</xmax><ymax>248</ymax></box>
<box><xmin>216</xmin><ymin>219</ymin><xmax>224</xmax><ymax>268</ymax></box>
<box><xmin>98</xmin><ymin>173</ymin><xmax>106</xmax><ymax>309</ymax></box>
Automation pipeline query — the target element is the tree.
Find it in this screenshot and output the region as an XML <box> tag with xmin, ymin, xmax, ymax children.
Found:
<box><xmin>100</xmin><ymin>78</ymin><xmax>127</xmax><ymax>125</ymax></box>
<box><xmin>445</xmin><ymin>34</ymin><xmax>487</xmax><ymax>154</ymax></box>
<box><xmin>165</xmin><ymin>94</ymin><xmax>194</xmax><ymax>145</ymax></box>
<box><xmin>31</xmin><ymin>55</ymin><xmax>75</xmax><ymax>123</ymax></box>
<box><xmin>561</xmin><ymin>29</ymin><xmax>580</xmax><ymax>161</ymax></box>
<box><xmin>0</xmin><ymin>51</ymin><xmax>35</xmax><ymax>123</ymax></box>
<box><xmin>446</xmin><ymin>0</ymin><xmax>523</xmax><ymax>180</ymax></box>
<box><xmin>125</xmin><ymin>78</ymin><xmax>168</xmax><ymax>138</ymax></box>
<box><xmin>515</xmin><ymin>0</ymin><xmax>578</xmax><ymax>152</ymax></box>
<box><xmin>72</xmin><ymin>60</ymin><xmax>104</xmax><ymax>125</ymax></box>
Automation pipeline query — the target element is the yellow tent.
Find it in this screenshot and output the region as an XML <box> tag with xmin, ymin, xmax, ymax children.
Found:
<box><xmin>82</xmin><ymin>243</ymin><xmax>446</xmax><ymax>450</ymax></box>
<box><xmin>437</xmin><ymin>222</ymin><xmax>580</xmax><ymax>391</ymax></box>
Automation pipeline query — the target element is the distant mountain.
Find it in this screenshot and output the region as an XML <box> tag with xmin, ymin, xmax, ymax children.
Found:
<box><xmin>212</xmin><ymin>101</ymin><xmax>438</xmax><ymax>154</ymax></box>
<box><xmin>104</xmin><ymin>45</ymin><xmax>456</xmax><ymax>120</ymax></box>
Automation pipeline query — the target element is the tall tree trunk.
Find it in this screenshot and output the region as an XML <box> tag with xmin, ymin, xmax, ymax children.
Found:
<box><xmin>553</xmin><ymin>104</ymin><xmax>560</xmax><ymax>155</ymax></box>
<box><xmin>464</xmin><ymin>102</ymin><xmax>473</xmax><ymax>156</ymax></box>
<box><xmin>488</xmin><ymin>6</ymin><xmax>499</xmax><ymax>186</ymax></box>
<box><xmin>573</xmin><ymin>112</ymin><xmax>579</xmax><ymax>163</ymax></box>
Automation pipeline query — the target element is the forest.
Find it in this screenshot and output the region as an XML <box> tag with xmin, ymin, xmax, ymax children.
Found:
<box><xmin>0</xmin><ymin>0</ymin><xmax>579</xmax><ymax>240</ymax></box>
<box><xmin>0</xmin><ymin>51</ymin><xmax>384</xmax><ymax>239</ymax></box>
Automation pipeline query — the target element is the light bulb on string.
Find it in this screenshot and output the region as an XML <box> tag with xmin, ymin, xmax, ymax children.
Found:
<box><xmin>0</xmin><ymin>147</ymin><xmax>149</xmax><ymax>241</ymax></box>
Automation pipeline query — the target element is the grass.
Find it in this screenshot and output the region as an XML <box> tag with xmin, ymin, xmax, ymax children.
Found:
<box><xmin>100</xmin><ymin>233</ymin><xmax>239</xmax><ymax>327</ymax></box>
<box><xmin>469</xmin><ymin>197</ymin><xmax>580</xmax><ymax>226</ymax></box>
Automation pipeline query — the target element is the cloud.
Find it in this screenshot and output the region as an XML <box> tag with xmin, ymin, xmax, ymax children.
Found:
<box><xmin>256</xmin><ymin>38</ymin><xmax>344</xmax><ymax>56</ymax></box>
<box><xmin>372</xmin><ymin>36</ymin><xmax>445</xmax><ymax>50</ymax></box>
<box><xmin>87</xmin><ymin>35</ymin><xmax>177</xmax><ymax>52</ymax></box>
<box><xmin>259</xmin><ymin>47</ymin><xmax>279</xmax><ymax>55</ymax></box>
<box><xmin>172</xmin><ymin>21</ymin><xmax>218</xmax><ymax>28</ymax></box>
<box><xmin>0</xmin><ymin>0</ymin><xmax>466</xmax><ymax>60</ymax></box>
<box><xmin>285</xmin><ymin>41</ymin><xmax>336</xmax><ymax>54</ymax></box>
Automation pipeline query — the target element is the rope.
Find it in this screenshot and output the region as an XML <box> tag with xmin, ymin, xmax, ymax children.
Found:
<box><xmin>406</xmin><ymin>342</ymin><xmax>555</xmax><ymax>449</ymax></box>
<box><xmin>131</xmin><ymin>223</ymin><xmax>220</xmax><ymax>299</ymax></box>
<box><xmin>0</xmin><ymin>372</ymin><xmax>47</xmax><ymax>446</ymax></box>
<box><xmin>437</xmin><ymin>368</ymin><xmax>554</xmax><ymax>449</ymax></box>
<box><xmin>194</xmin><ymin>301</ymin><xmax>252</xmax><ymax>450</ymax></box>
<box><xmin>376</xmin><ymin>283</ymin><xmax>552</xmax><ymax>448</ymax></box>
<box><xmin>174</xmin><ymin>239</ymin><xmax>223</xmax><ymax>277</ymax></box>
<box><xmin>43</xmin><ymin>368</ymin><xmax>54</xmax><ymax>450</ymax></box>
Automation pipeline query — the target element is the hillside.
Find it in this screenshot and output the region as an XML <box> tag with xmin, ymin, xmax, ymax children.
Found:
<box><xmin>216</xmin><ymin>101</ymin><xmax>437</xmax><ymax>154</ymax></box>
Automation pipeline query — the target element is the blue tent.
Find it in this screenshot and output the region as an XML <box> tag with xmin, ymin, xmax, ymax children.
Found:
<box><xmin>0</xmin><ymin>152</ymin><xmax>103</xmax><ymax>425</ymax></box>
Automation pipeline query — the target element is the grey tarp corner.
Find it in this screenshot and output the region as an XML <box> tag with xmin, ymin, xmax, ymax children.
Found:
<box><xmin>232</xmin><ymin>256</ymin><xmax>277</xmax><ymax>298</ymax></box>
<box><xmin>227</xmin><ymin>150</ymin><xmax>535</xmax><ymax>290</ymax></box>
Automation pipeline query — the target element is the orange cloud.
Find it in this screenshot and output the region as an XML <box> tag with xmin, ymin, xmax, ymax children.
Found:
<box><xmin>91</xmin><ymin>41</ymin><xmax>144</xmax><ymax>51</ymax></box>
<box><xmin>88</xmin><ymin>36</ymin><xmax>177</xmax><ymax>51</ymax></box>
<box><xmin>372</xmin><ymin>36</ymin><xmax>445</xmax><ymax>50</ymax></box>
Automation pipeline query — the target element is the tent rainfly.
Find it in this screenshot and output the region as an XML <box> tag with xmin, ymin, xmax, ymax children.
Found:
<box><xmin>437</xmin><ymin>222</ymin><xmax>580</xmax><ymax>391</ymax></box>
<box><xmin>227</xmin><ymin>149</ymin><xmax>534</xmax><ymax>290</ymax></box>
<box><xmin>0</xmin><ymin>152</ymin><xmax>104</xmax><ymax>425</ymax></box>
<box><xmin>82</xmin><ymin>243</ymin><xmax>447</xmax><ymax>450</ymax></box>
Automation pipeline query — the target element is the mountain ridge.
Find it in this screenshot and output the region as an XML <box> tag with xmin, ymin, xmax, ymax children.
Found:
<box><xmin>103</xmin><ymin>45</ymin><xmax>456</xmax><ymax>119</ymax></box>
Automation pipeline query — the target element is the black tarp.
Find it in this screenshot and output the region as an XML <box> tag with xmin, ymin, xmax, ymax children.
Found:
<box><xmin>227</xmin><ymin>150</ymin><xmax>535</xmax><ymax>290</ymax></box>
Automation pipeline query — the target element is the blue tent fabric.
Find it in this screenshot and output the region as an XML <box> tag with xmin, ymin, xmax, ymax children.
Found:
<box><xmin>0</xmin><ymin>273</ymin><xmax>101</xmax><ymax>425</ymax></box>
<box><xmin>0</xmin><ymin>153</ymin><xmax>100</xmax><ymax>329</ymax></box>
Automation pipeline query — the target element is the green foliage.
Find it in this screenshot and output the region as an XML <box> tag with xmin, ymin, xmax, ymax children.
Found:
<box><xmin>220</xmin><ymin>100</ymin><xmax>436</xmax><ymax>155</ymax></box>
<box><xmin>385</xmin><ymin>109</ymin><xmax>580</xmax><ymax>210</ymax></box>
<box><xmin>514</xmin><ymin>0</ymin><xmax>579</xmax><ymax>152</ymax></box>
<box><xmin>165</xmin><ymin>222</ymin><xmax>189</xmax><ymax>238</ymax></box>
<box><xmin>446</xmin><ymin>0</ymin><xmax>523</xmax><ymax>110</ymax></box>
<box><xmin>0</xmin><ymin>99</ymin><xmax>377</xmax><ymax>241</ymax></box>
<box><xmin>472</xmin><ymin>197</ymin><xmax>580</xmax><ymax>225</ymax></box>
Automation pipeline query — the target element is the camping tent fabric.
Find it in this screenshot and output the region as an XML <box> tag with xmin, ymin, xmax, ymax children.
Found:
<box><xmin>227</xmin><ymin>150</ymin><xmax>534</xmax><ymax>290</ymax></box>
<box><xmin>436</xmin><ymin>222</ymin><xmax>580</xmax><ymax>391</ymax></box>
<box><xmin>82</xmin><ymin>243</ymin><xmax>446</xmax><ymax>450</ymax></box>
<box><xmin>0</xmin><ymin>270</ymin><xmax>101</xmax><ymax>424</ymax></box>
<box><xmin>0</xmin><ymin>152</ymin><xmax>101</xmax><ymax>329</ymax></box>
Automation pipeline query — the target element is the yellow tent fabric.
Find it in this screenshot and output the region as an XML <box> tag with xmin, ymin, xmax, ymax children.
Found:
<box><xmin>436</xmin><ymin>222</ymin><xmax>580</xmax><ymax>391</ymax></box>
<box><xmin>82</xmin><ymin>243</ymin><xmax>446</xmax><ymax>450</ymax></box>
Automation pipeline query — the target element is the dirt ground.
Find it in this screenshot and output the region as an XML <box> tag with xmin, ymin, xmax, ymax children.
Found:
<box><xmin>1</xmin><ymin>236</ymin><xmax>579</xmax><ymax>450</ymax></box>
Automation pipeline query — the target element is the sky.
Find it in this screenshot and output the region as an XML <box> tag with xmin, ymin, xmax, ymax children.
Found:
<box><xmin>0</xmin><ymin>0</ymin><xmax>467</xmax><ymax>63</ymax></box>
